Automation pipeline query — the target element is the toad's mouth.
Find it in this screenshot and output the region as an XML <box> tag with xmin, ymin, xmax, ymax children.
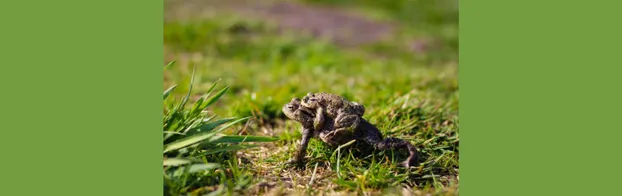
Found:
<box><xmin>299</xmin><ymin>108</ymin><xmax>315</xmax><ymax>117</ymax></box>
<box><xmin>283</xmin><ymin>102</ymin><xmax>299</xmax><ymax>112</ymax></box>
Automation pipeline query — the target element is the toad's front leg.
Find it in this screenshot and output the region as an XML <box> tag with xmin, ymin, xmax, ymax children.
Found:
<box><xmin>313</xmin><ymin>107</ymin><xmax>326</xmax><ymax>132</ymax></box>
<box><xmin>291</xmin><ymin>126</ymin><xmax>314</xmax><ymax>166</ymax></box>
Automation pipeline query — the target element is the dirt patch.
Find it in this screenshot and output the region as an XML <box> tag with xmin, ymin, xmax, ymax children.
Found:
<box><xmin>165</xmin><ymin>0</ymin><xmax>395</xmax><ymax>47</ymax></box>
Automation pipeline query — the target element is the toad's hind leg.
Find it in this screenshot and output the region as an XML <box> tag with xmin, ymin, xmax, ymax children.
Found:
<box><xmin>334</xmin><ymin>113</ymin><xmax>361</xmax><ymax>132</ymax></box>
<box><xmin>362</xmin><ymin>134</ymin><xmax>419</xmax><ymax>167</ymax></box>
<box><xmin>376</xmin><ymin>137</ymin><xmax>419</xmax><ymax>167</ymax></box>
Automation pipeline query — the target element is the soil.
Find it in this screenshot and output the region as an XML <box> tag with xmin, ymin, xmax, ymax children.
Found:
<box><xmin>164</xmin><ymin>0</ymin><xmax>396</xmax><ymax>47</ymax></box>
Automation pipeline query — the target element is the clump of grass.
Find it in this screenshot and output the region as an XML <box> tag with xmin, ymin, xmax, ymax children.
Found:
<box><xmin>162</xmin><ymin>61</ymin><xmax>278</xmax><ymax>195</ymax></box>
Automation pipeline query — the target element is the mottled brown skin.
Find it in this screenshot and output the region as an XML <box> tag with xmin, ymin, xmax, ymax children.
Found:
<box><xmin>283</xmin><ymin>98</ymin><xmax>343</xmax><ymax>164</ymax></box>
<box><xmin>301</xmin><ymin>92</ymin><xmax>366</xmax><ymax>137</ymax></box>
<box><xmin>283</xmin><ymin>97</ymin><xmax>419</xmax><ymax>168</ymax></box>
<box><xmin>283</xmin><ymin>98</ymin><xmax>349</xmax><ymax>144</ymax></box>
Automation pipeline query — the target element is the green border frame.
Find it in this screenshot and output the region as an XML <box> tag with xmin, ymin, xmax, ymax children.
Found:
<box><xmin>461</xmin><ymin>0</ymin><xmax>622</xmax><ymax>195</ymax></box>
<box><xmin>1</xmin><ymin>0</ymin><xmax>162</xmax><ymax>195</ymax></box>
<box><xmin>2</xmin><ymin>0</ymin><xmax>622</xmax><ymax>195</ymax></box>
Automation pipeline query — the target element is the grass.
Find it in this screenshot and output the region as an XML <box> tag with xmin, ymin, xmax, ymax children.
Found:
<box><xmin>163</xmin><ymin>63</ymin><xmax>279</xmax><ymax>195</ymax></box>
<box><xmin>164</xmin><ymin>0</ymin><xmax>458</xmax><ymax>195</ymax></box>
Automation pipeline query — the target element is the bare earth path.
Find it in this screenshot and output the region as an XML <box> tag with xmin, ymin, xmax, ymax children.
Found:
<box><xmin>165</xmin><ymin>0</ymin><xmax>395</xmax><ymax>47</ymax></box>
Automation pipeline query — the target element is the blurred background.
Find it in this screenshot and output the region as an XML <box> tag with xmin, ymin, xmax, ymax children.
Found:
<box><xmin>164</xmin><ymin>0</ymin><xmax>458</xmax><ymax>194</ymax></box>
<box><xmin>164</xmin><ymin>0</ymin><xmax>457</xmax><ymax>120</ymax></box>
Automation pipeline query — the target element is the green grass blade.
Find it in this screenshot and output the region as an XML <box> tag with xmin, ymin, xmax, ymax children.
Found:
<box><xmin>185</xmin><ymin>117</ymin><xmax>237</xmax><ymax>135</ymax></box>
<box><xmin>207</xmin><ymin>116</ymin><xmax>250</xmax><ymax>135</ymax></box>
<box><xmin>200</xmin><ymin>86</ymin><xmax>229</xmax><ymax>109</ymax></box>
<box><xmin>203</xmin><ymin>115</ymin><xmax>217</xmax><ymax>123</ymax></box>
<box><xmin>190</xmin><ymin>96</ymin><xmax>205</xmax><ymax>113</ymax></box>
<box><xmin>163</xmin><ymin>117</ymin><xmax>250</xmax><ymax>153</ymax></box>
<box><xmin>164</xmin><ymin>60</ymin><xmax>175</xmax><ymax>70</ymax></box>
<box><xmin>209</xmin><ymin>135</ymin><xmax>278</xmax><ymax>144</ymax></box>
<box><xmin>202</xmin><ymin>78</ymin><xmax>222</xmax><ymax>99</ymax></box>
<box><xmin>198</xmin><ymin>145</ymin><xmax>258</xmax><ymax>156</ymax></box>
<box><xmin>187</xmin><ymin>163</ymin><xmax>220</xmax><ymax>173</ymax></box>
<box><xmin>178</xmin><ymin>65</ymin><xmax>196</xmax><ymax>110</ymax></box>
<box><xmin>163</xmin><ymin>85</ymin><xmax>178</xmax><ymax>100</ymax></box>
<box><xmin>163</xmin><ymin>132</ymin><xmax>218</xmax><ymax>153</ymax></box>
<box><xmin>334</xmin><ymin>179</ymin><xmax>357</xmax><ymax>189</ymax></box>
<box><xmin>171</xmin><ymin>163</ymin><xmax>220</xmax><ymax>177</ymax></box>
<box><xmin>163</xmin><ymin>158</ymin><xmax>191</xmax><ymax>166</ymax></box>
<box><xmin>330</xmin><ymin>139</ymin><xmax>357</xmax><ymax>158</ymax></box>
<box><xmin>163</xmin><ymin>131</ymin><xmax>185</xmax><ymax>135</ymax></box>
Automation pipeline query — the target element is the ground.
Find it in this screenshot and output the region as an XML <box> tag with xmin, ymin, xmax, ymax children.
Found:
<box><xmin>163</xmin><ymin>0</ymin><xmax>458</xmax><ymax>195</ymax></box>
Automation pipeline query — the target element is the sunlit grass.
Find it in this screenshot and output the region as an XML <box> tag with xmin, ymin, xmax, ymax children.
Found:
<box><xmin>163</xmin><ymin>0</ymin><xmax>458</xmax><ymax>195</ymax></box>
